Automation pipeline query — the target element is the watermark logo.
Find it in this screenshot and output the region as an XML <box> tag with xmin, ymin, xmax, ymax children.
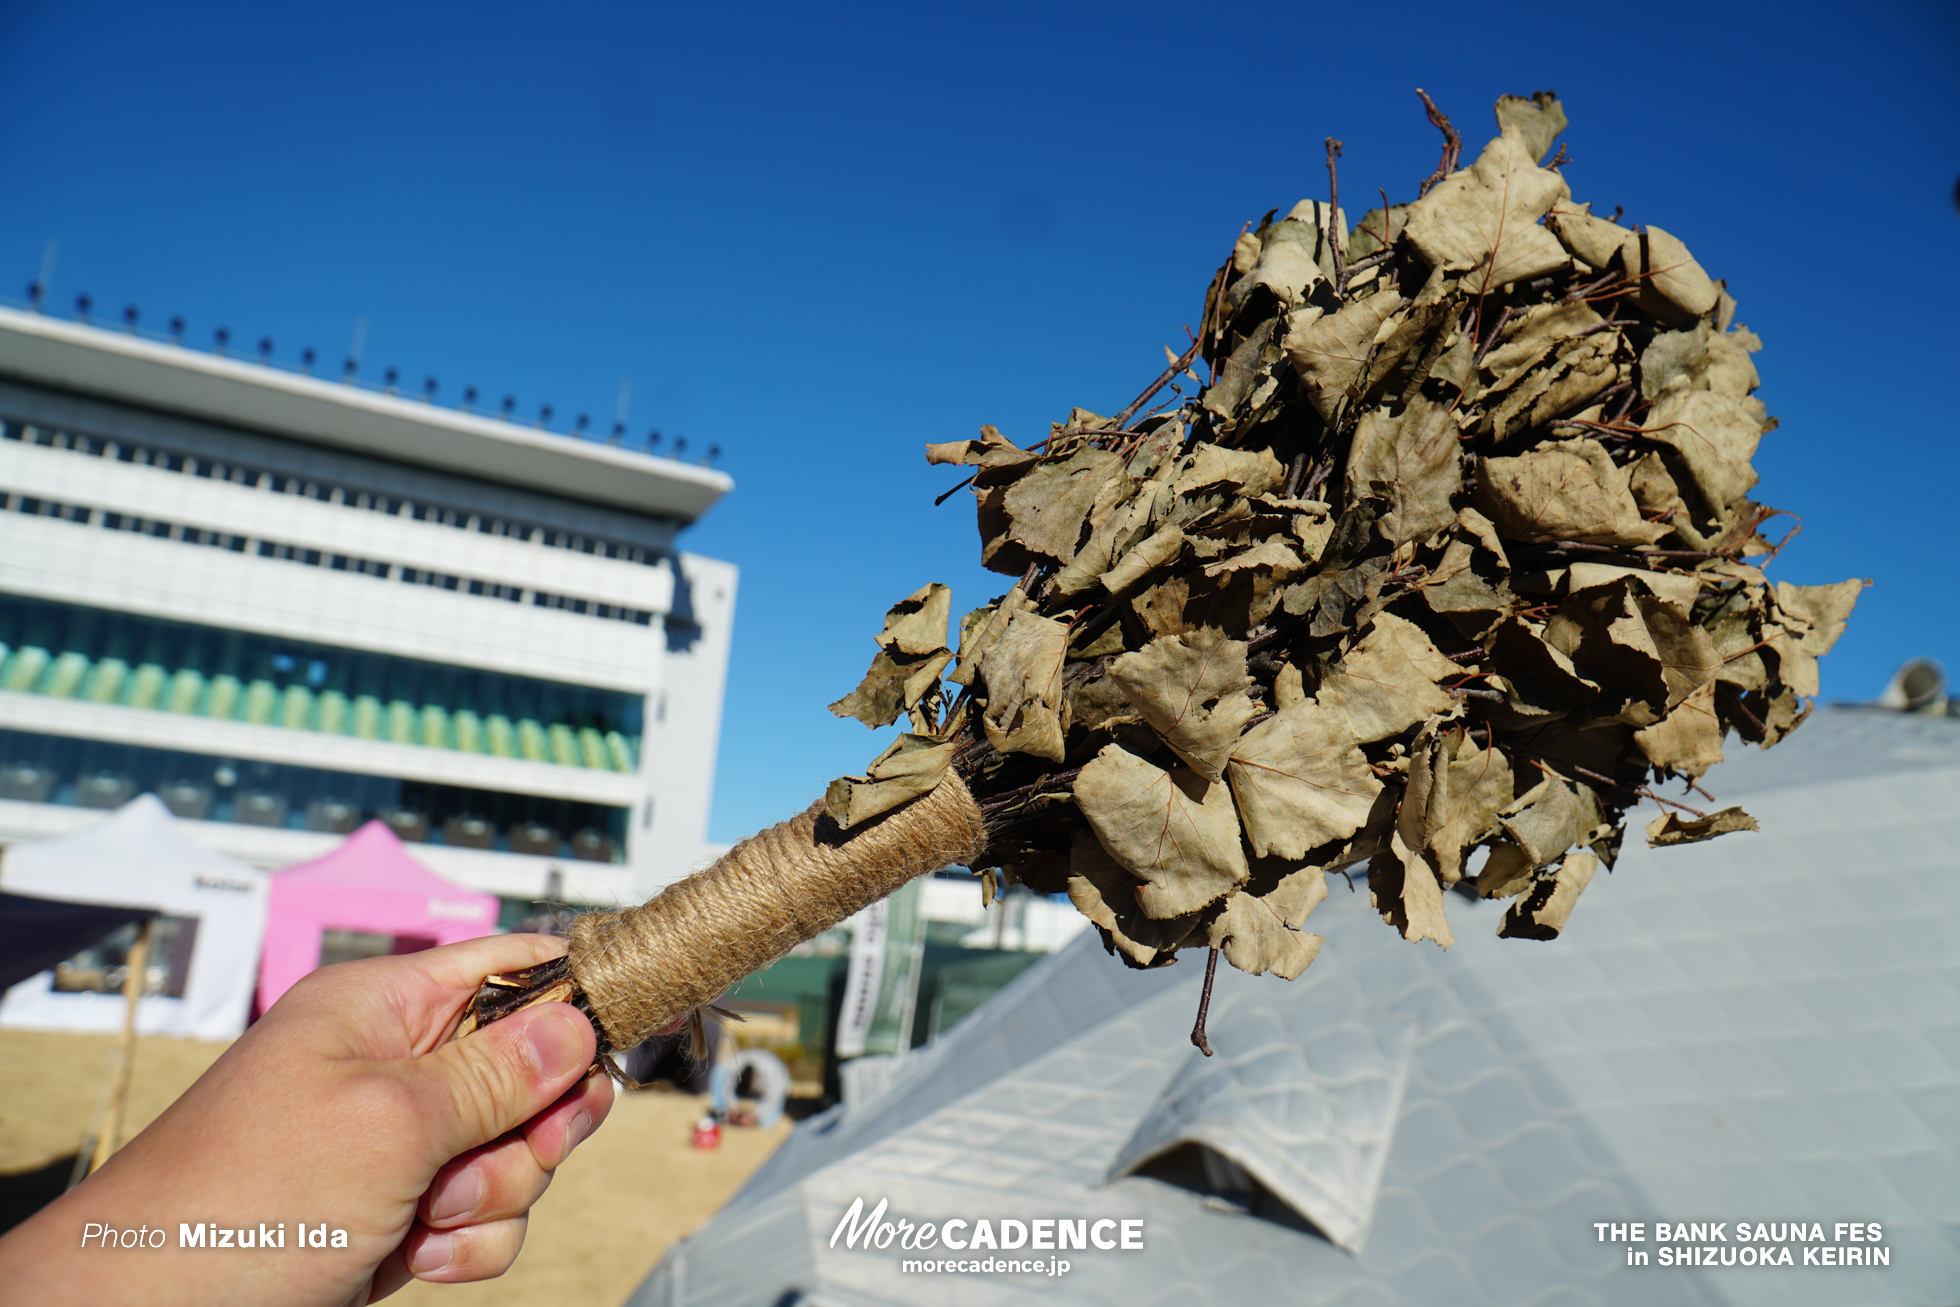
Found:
<box><xmin>828</xmin><ymin>1197</ymin><xmax>1143</xmax><ymax>1277</ymax></box>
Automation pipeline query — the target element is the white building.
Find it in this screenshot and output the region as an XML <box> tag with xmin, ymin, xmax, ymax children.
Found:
<box><xmin>0</xmin><ymin>304</ymin><xmax>735</xmax><ymax>911</ymax></box>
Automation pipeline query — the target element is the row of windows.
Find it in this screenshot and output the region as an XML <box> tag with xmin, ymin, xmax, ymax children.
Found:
<box><xmin>0</xmin><ymin>491</ymin><xmax>659</xmax><ymax>627</ymax></box>
<box><xmin>0</xmin><ymin>729</ymin><xmax>631</xmax><ymax>862</ymax></box>
<box><xmin>1</xmin><ymin>416</ymin><xmax>670</xmax><ymax>565</ymax></box>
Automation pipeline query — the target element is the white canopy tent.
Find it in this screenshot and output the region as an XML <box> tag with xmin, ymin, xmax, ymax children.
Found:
<box><xmin>0</xmin><ymin>794</ymin><xmax>268</xmax><ymax>1040</ymax></box>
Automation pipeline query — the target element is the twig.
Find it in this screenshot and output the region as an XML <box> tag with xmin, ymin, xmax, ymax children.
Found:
<box><xmin>1757</xmin><ymin>523</ymin><xmax>1802</xmax><ymax>567</ymax></box>
<box><xmin>1473</xmin><ymin>305</ymin><xmax>1516</xmax><ymax>366</ymax></box>
<box><xmin>1302</xmin><ymin>457</ymin><xmax>1334</xmax><ymax>497</ymax></box>
<box><xmin>1190</xmin><ymin>948</ymin><xmax>1220</xmax><ymax>1057</ymax></box>
<box><xmin>1414</xmin><ymin>89</ymin><xmax>1462</xmax><ymax>196</ymax></box>
<box><xmin>1325</xmin><ymin>137</ymin><xmax>1347</xmax><ymax>295</ymax></box>
<box><xmin>933</xmin><ymin>473</ymin><xmax>977</xmax><ymax>507</ymax></box>
<box><xmin>1110</xmin><ymin>338</ymin><xmax>1204</xmax><ymax>431</ymax></box>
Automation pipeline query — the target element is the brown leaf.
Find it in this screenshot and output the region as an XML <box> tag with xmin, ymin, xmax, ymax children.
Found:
<box><xmin>1498</xmin><ymin>851</ymin><xmax>1596</xmax><ymax>940</ymax></box>
<box><xmin>1543</xmin><ymin>199</ymin><xmax>1634</xmax><ymax>270</ymax></box>
<box><xmin>1634</xmin><ymin>681</ymin><xmax>1725</xmax><ymax>776</ymax></box>
<box><xmin>1312</xmin><ymin>611</ymin><xmax>1460</xmax><ymax>743</ymax></box>
<box><xmin>1473</xmin><ymin>842</ymin><xmax>1537</xmax><ymax>899</ymax></box>
<box><xmin>1067</xmin><ymin>830</ymin><xmax>1198</xmax><ymax>967</ymax></box>
<box><xmin>1631</xmin><ymin>226</ymin><xmax>1719</xmax><ymax>324</ymax></box>
<box><xmin>949</xmin><ymin>589</ymin><xmax>1031</xmax><ymax>687</ymax></box>
<box><xmin>1401</xmin><ymin>729</ymin><xmax>1515</xmax><ymax>885</ymax></box>
<box><xmin>1226</xmin><ymin>200</ymin><xmax>1340</xmax><ymax>315</ymax></box>
<box><xmin>1003</xmin><ymin>448</ymin><xmax>1125</xmax><ymax>563</ymax></box>
<box><xmin>1493</xmin><ymin>91</ymin><xmax>1568</xmax><ymax>164</ymax></box>
<box><xmin>1074</xmin><ymin>745</ymin><xmax>1249</xmax><ymax>918</ymax></box>
<box><xmin>828</xmin><ymin>647</ymin><xmax>951</xmax><ymax>728</ymax></box>
<box><xmin>1474</xmin><ymin>439</ymin><xmax>1669</xmax><ymax>546</ymax></box>
<box><xmin>1345</xmin><ymin>391</ymin><xmax>1463</xmax><ymax>546</ymax></box>
<box><xmin>925</xmin><ymin>423</ymin><xmax>1036</xmax><ymax>470</ymax></box>
<box><xmin>1207</xmin><ymin>891</ymin><xmax>1322</xmax><ymax>979</ymax></box>
<box><xmin>1368</xmin><ymin>827</ymin><xmax>1454</xmax><ymax>949</ymax></box>
<box><xmin>1646</xmin><ymin>806</ymin><xmax>1759</xmax><ymax>846</ymax></box>
<box><xmin>1225</xmin><ymin>703</ymin><xmax>1383</xmax><ymax>859</ymax></box>
<box><xmin>1111</xmin><ymin>628</ymin><xmax>1259</xmax><ymax>781</ymax></box>
<box><xmin>1285</xmin><ymin>286</ymin><xmax>1403</xmax><ymax>422</ymax></box>
<box><xmin>1496</xmin><ymin>772</ymin><xmax>1587</xmax><ymax>867</ymax></box>
<box><xmin>874</xmin><ymin>583</ymin><xmax>954</xmax><ymax>658</ymax></box>
<box><xmin>1403</xmin><ymin>127</ymin><xmax>1571</xmax><ymax>295</ymax></box>
<box><xmin>1103</xmin><ymin>523</ymin><xmax>1187</xmax><ymax>594</ymax></box>
<box><xmin>823</xmin><ymin>733</ymin><xmax>959</xmax><ymax>829</ymax></box>
<box><xmin>976</xmin><ymin>610</ymin><xmax>1070</xmax><ymax>761</ymax></box>
<box><xmin>1642</xmin><ymin>389</ymin><xmax>1765</xmax><ymax>512</ymax></box>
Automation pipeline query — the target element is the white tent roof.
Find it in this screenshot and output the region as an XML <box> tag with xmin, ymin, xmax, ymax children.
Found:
<box><xmin>1</xmin><ymin>794</ymin><xmax>268</xmax><ymax>1040</ymax></box>
<box><xmin>630</xmin><ymin>706</ymin><xmax>1960</xmax><ymax>1306</ymax></box>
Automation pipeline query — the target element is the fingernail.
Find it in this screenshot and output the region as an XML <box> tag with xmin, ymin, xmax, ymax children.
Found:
<box><xmin>427</xmin><ymin>1167</ymin><xmax>483</xmax><ymax>1223</ymax></box>
<box><xmin>407</xmin><ymin>1231</ymin><xmax>455</xmax><ymax>1276</ymax></box>
<box><xmin>566</xmin><ymin>1109</ymin><xmax>594</xmax><ymax>1154</ymax></box>
<box><xmin>525</xmin><ymin>1006</ymin><xmax>588</xmax><ymax>1078</ymax></box>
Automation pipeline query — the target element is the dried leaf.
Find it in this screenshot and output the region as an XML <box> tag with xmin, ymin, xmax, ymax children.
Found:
<box><xmin>1368</xmin><ymin>827</ymin><xmax>1454</xmax><ymax>949</ymax></box>
<box><xmin>1067</xmin><ymin>831</ymin><xmax>1198</xmax><ymax>968</ymax></box>
<box><xmin>1286</xmin><ymin>286</ymin><xmax>1402</xmax><ymax>422</ymax></box>
<box><xmin>1643</xmin><ymin>389</ymin><xmax>1765</xmax><ymax>511</ymax></box>
<box><xmin>1634</xmin><ymin>681</ymin><xmax>1724</xmax><ymax>776</ymax></box>
<box><xmin>1404</xmin><ymin>127</ymin><xmax>1571</xmax><ymax>295</ymax></box>
<box><xmin>1345</xmin><ymin>391</ymin><xmax>1463</xmax><ymax>546</ymax></box>
<box><xmin>1225</xmin><ymin>703</ymin><xmax>1383</xmax><ymax>859</ymax></box>
<box><xmin>1003</xmin><ymin>448</ymin><xmax>1125</xmax><ymax>563</ymax></box>
<box><xmin>1646</xmin><ymin>806</ymin><xmax>1759</xmax><ymax>846</ymax></box>
<box><xmin>1075</xmin><ymin>745</ymin><xmax>1249</xmax><ymax>918</ymax></box>
<box><xmin>1207</xmin><ymin>891</ymin><xmax>1322</xmax><ymax>979</ymax></box>
<box><xmin>977</xmin><ymin>610</ymin><xmax>1070</xmax><ymax>761</ymax></box>
<box><xmin>824</xmin><ymin>733</ymin><xmax>959</xmax><ymax>829</ymax></box>
<box><xmin>875</xmin><ymin>583</ymin><xmax>954</xmax><ymax>658</ymax></box>
<box><xmin>1312</xmin><ymin>611</ymin><xmax>1459</xmax><ymax>743</ymax></box>
<box><xmin>1631</xmin><ymin>226</ymin><xmax>1719</xmax><ymax>324</ymax></box>
<box><xmin>950</xmin><ymin>588</ymin><xmax>1031</xmax><ymax>687</ymax></box>
<box><xmin>1110</xmin><ymin>628</ymin><xmax>1259</xmax><ymax>781</ymax></box>
<box><xmin>1498</xmin><ymin>850</ymin><xmax>1596</xmax><ymax>939</ymax></box>
<box><xmin>926</xmin><ymin>424</ymin><xmax>1036</xmax><ymax>470</ymax></box>
<box><xmin>1493</xmin><ymin>91</ymin><xmax>1568</xmax><ymax>164</ymax></box>
<box><xmin>1474</xmin><ymin>439</ymin><xmax>1669</xmax><ymax>546</ymax></box>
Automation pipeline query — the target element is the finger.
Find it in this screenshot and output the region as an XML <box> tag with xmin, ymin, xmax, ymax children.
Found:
<box><xmin>401</xmin><ymin>1215</ymin><xmax>528</xmax><ymax>1284</ymax></box>
<box><xmin>520</xmin><ymin>1066</ymin><xmax>613</xmax><ymax>1171</ymax></box>
<box><xmin>401</xmin><ymin>1001</ymin><xmax>596</xmax><ymax>1160</ymax></box>
<box><xmin>420</xmin><ymin>1070</ymin><xmax>612</xmax><ymax>1229</ymax></box>
<box><xmin>401</xmin><ymin>932</ymin><xmax>569</xmax><ymax>993</ymax></box>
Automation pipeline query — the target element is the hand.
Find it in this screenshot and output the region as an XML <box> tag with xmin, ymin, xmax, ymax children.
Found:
<box><xmin>0</xmin><ymin>932</ymin><xmax>614</xmax><ymax>1306</ymax></box>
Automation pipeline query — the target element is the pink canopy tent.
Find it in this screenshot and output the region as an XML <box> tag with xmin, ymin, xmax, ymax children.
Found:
<box><xmin>257</xmin><ymin>820</ymin><xmax>500</xmax><ymax>1013</ymax></box>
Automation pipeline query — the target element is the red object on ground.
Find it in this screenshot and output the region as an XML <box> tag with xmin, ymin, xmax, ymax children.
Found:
<box><xmin>691</xmin><ymin>1116</ymin><xmax>721</xmax><ymax>1150</ymax></box>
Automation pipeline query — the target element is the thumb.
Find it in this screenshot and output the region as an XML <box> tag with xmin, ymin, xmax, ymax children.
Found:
<box><xmin>405</xmin><ymin>1001</ymin><xmax>596</xmax><ymax>1160</ymax></box>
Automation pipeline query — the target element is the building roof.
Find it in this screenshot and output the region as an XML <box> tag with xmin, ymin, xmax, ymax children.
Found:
<box><xmin>0</xmin><ymin>306</ymin><xmax>731</xmax><ymax>522</ymax></box>
<box><xmin>629</xmin><ymin>704</ymin><xmax>1960</xmax><ymax>1306</ymax></box>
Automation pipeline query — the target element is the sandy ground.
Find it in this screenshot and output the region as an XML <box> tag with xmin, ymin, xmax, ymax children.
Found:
<box><xmin>0</xmin><ymin>1030</ymin><xmax>792</xmax><ymax>1306</ymax></box>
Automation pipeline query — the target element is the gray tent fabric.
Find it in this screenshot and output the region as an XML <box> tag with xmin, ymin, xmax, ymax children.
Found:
<box><xmin>0</xmin><ymin>891</ymin><xmax>157</xmax><ymax>992</ymax></box>
<box><xmin>628</xmin><ymin>706</ymin><xmax>1960</xmax><ymax>1306</ymax></box>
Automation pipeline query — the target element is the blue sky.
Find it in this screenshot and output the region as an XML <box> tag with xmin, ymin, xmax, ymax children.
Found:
<box><xmin>2</xmin><ymin>1</ymin><xmax>1955</xmax><ymax>844</ymax></box>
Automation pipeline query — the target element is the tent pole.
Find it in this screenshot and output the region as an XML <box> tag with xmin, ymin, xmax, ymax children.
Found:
<box><xmin>89</xmin><ymin>917</ymin><xmax>153</xmax><ymax>1175</ymax></box>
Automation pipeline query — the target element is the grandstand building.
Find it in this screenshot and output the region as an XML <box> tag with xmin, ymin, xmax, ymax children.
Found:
<box><xmin>0</xmin><ymin>304</ymin><xmax>735</xmax><ymax>910</ymax></box>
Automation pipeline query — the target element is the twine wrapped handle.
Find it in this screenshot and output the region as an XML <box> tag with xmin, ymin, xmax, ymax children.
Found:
<box><xmin>456</xmin><ymin>773</ymin><xmax>986</xmax><ymax>1060</ymax></box>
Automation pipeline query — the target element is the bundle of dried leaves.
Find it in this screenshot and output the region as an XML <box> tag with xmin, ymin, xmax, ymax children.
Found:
<box><xmin>825</xmin><ymin>91</ymin><xmax>1862</xmax><ymax>1016</ymax></box>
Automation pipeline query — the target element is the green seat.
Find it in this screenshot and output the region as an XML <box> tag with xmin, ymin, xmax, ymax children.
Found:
<box><xmin>605</xmin><ymin>730</ymin><xmax>638</xmax><ymax>774</ymax></box>
<box><xmin>547</xmin><ymin>723</ymin><xmax>580</xmax><ymax>768</ymax></box>
<box><xmin>206</xmin><ymin>674</ymin><xmax>243</xmax><ymax>720</ymax></box>
<box><xmin>516</xmin><ymin>718</ymin><xmax>548</xmax><ymax>763</ymax></box>
<box><xmin>165</xmin><ymin>669</ymin><xmax>205</xmax><ymax>714</ymax></box>
<box><xmin>577</xmin><ymin>727</ymin><xmax>609</xmax><ymax>770</ymax></box>
<box><xmin>386</xmin><ymin>700</ymin><xmax>419</xmax><ymax>746</ymax></box>
<box><xmin>420</xmin><ymin>704</ymin><xmax>452</xmax><ymax>750</ymax></box>
<box><xmin>42</xmin><ymin>651</ymin><xmax>93</xmax><ymax>699</ymax></box>
<box><xmin>317</xmin><ymin>689</ymin><xmax>350</xmax><ymax>735</ymax></box>
<box><xmin>0</xmin><ymin>646</ymin><xmax>48</xmax><ymax>693</ymax></box>
<box><xmin>280</xmin><ymin>684</ymin><xmax>315</xmax><ymax>731</ymax></box>
<box><xmin>84</xmin><ymin>658</ymin><xmax>130</xmax><ymax>704</ymax></box>
<box><xmin>352</xmin><ymin>694</ymin><xmax>384</xmax><ymax>740</ymax></box>
<box><xmin>126</xmin><ymin>663</ymin><xmax>167</xmax><ymax>710</ymax></box>
<box><xmin>452</xmin><ymin>710</ymin><xmax>486</xmax><ymax>754</ymax></box>
<box><xmin>243</xmin><ymin>679</ymin><xmax>278</xmax><ymax>725</ymax></box>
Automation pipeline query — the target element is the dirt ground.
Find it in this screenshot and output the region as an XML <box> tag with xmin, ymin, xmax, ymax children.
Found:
<box><xmin>0</xmin><ymin>1029</ymin><xmax>793</xmax><ymax>1306</ymax></box>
